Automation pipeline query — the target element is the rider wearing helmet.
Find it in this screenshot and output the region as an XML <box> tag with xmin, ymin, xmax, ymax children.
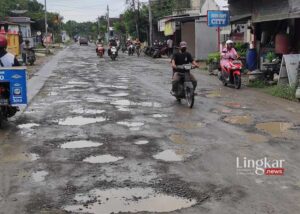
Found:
<box><xmin>0</xmin><ymin>34</ymin><xmax>20</xmax><ymax>67</ymax></box>
<box><xmin>221</xmin><ymin>40</ymin><xmax>238</xmax><ymax>68</ymax></box>
<box><xmin>171</xmin><ymin>41</ymin><xmax>199</xmax><ymax>94</ymax></box>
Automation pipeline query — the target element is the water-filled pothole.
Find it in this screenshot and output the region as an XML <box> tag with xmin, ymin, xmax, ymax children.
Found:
<box><xmin>117</xmin><ymin>121</ymin><xmax>144</xmax><ymax>131</ymax></box>
<box><xmin>83</xmin><ymin>154</ymin><xmax>124</xmax><ymax>163</ymax></box>
<box><xmin>153</xmin><ymin>150</ymin><xmax>184</xmax><ymax>162</ymax></box>
<box><xmin>71</xmin><ymin>108</ymin><xmax>105</xmax><ymax>114</ymax></box>
<box><xmin>58</xmin><ymin>116</ymin><xmax>106</xmax><ymax>126</ymax></box>
<box><xmin>32</xmin><ymin>170</ymin><xmax>48</xmax><ymax>182</ymax></box>
<box><xmin>64</xmin><ymin>187</ymin><xmax>197</xmax><ymax>214</ymax></box>
<box><xmin>61</xmin><ymin>140</ymin><xmax>103</xmax><ymax>149</ymax></box>
<box><xmin>109</xmin><ymin>92</ymin><xmax>129</xmax><ymax>97</ymax></box>
<box><xmin>223</xmin><ymin>115</ymin><xmax>253</xmax><ymax>125</ymax></box>
<box><xmin>17</xmin><ymin>123</ymin><xmax>40</xmax><ymax>129</ymax></box>
<box><xmin>134</xmin><ymin>140</ymin><xmax>149</xmax><ymax>145</ymax></box>
<box><xmin>255</xmin><ymin>122</ymin><xmax>293</xmax><ymax>137</ymax></box>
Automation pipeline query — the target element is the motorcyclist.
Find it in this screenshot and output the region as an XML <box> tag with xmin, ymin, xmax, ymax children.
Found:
<box><xmin>171</xmin><ymin>41</ymin><xmax>199</xmax><ymax>95</ymax></box>
<box><xmin>0</xmin><ymin>34</ymin><xmax>20</xmax><ymax>67</ymax></box>
<box><xmin>0</xmin><ymin>34</ymin><xmax>20</xmax><ymax>115</ymax></box>
<box><xmin>108</xmin><ymin>38</ymin><xmax>117</xmax><ymax>56</ymax></box>
<box><xmin>221</xmin><ymin>40</ymin><xmax>238</xmax><ymax>69</ymax></box>
<box><xmin>134</xmin><ymin>38</ymin><xmax>141</xmax><ymax>54</ymax></box>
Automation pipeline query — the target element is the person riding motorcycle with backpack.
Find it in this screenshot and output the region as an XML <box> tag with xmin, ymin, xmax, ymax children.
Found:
<box><xmin>108</xmin><ymin>38</ymin><xmax>117</xmax><ymax>56</ymax></box>
<box><xmin>171</xmin><ymin>41</ymin><xmax>199</xmax><ymax>95</ymax></box>
<box><xmin>0</xmin><ymin>34</ymin><xmax>20</xmax><ymax>67</ymax></box>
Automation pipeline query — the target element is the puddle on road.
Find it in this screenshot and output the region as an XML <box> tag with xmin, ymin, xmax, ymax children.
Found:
<box><xmin>64</xmin><ymin>187</ymin><xmax>196</xmax><ymax>214</ymax></box>
<box><xmin>176</xmin><ymin>122</ymin><xmax>204</xmax><ymax>129</ymax></box>
<box><xmin>71</xmin><ymin>108</ymin><xmax>105</xmax><ymax>115</ymax></box>
<box><xmin>67</xmin><ymin>81</ymin><xmax>89</xmax><ymax>85</ymax></box>
<box><xmin>223</xmin><ymin>115</ymin><xmax>253</xmax><ymax>125</ymax></box>
<box><xmin>48</xmin><ymin>92</ymin><xmax>58</xmax><ymax>96</ymax></box>
<box><xmin>169</xmin><ymin>134</ymin><xmax>187</xmax><ymax>144</ymax></box>
<box><xmin>247</xmin><ymin>133</ymin><xmax>268</xmax><ymax>143</ymax></box>
<box><xmin>83</xmin><ymin>154</ymin><xmax>124</xmax><ymax>163</ymax></box>
<box><xmin>224</xmin><ymin>102</ymin><xmax>245</xmax><ymax>109</ymax></box>
<box><xmin>153</xmin><ymin>114</ymin><xmax>168</xmax><ymax>118</ymax></box>
<box><xmin>58</xmin><ymin>116</ymin><xmax>107</xmax><ymax>126</ymax></box>
<box><xmin>17</xmin><ymin>123</ymin><xmax>40</xmax><ymax>129</ymax></box>
<box><xmin>255</xmin><ymin>122</ymin><xmax>293</xmax><ymax>137</ymax></box>
<box><xmin>153</xmin><ymin>150</ymin><xmax>184</xmax><ymax>162</ymax></box>
<box><xmin>212</xmin><ymin>108</ymin><xmax>232</xmax><ymax>114</ymax></box>
<box><xmin>111</xmin><ymin>100</ymin><xmax>162</xmax><ymax>108</ymax></box>
<box><xmin>30</xmin><ymin>153</ymin><xmax>40</xmax><ymax>161</ymax></box>
<box><xmin>55</xmin><ymin>100</ymin><xmax>81</xmax><ymax>104</ymax></box>
<box><xmin>32</xmin><ymin>170</ymin><xmax>48</xmax><ymax>182</ymax></box>
<box><xmin>109</xmin><ymin>92</ymin><xmax>129</xmax><ymax>97</ymax></box>
<box><xmin>86</xmin><ymin>97</ymin><xmax>107</xmax><ymax>103</ymax></box>
<box><xmin>205</xmin><ymin>90</ymin><xmax>221</xmax><ymax>98</ymax></box>
<box><xmin>134</xmin><ymin>140</ymin><xmax>149</xmax><ymax>145</ymax></box>
<box><xmin>117</xmin><ymin>121</ymin><xmax>144</xmax><ymax>131</ymax></box>
<box><xmin>61</xmin><ymin>140</ymin><xmax>103</xmax><ymax>149</ymax></box>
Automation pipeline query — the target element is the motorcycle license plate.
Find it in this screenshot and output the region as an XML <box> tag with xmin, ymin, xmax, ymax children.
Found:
<box><xmin>184</xmin><ymin>65</ymin><xmax>192</xmax><ymax>70</ymax></box>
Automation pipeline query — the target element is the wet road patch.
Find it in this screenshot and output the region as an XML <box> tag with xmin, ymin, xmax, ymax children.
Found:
<box><xmin>64</xmin><ymin>187</ymin><xmax>196</xmax><ymax>214</ymax></box>
<box><xmin>17</xmin><ymin>123</ymin><xmax>40</xmax><ymax>129</ymax></box>
<box><xmin>117</xmin><ymin>121</ymin><xmax>144</xmax><ymax>131</ymax></box>
<box><xmin>61</xmin><ymin>140</ymin><xmax>103</xmax><ymax>149</ymax></box>
<box><xmin>153</xmin><ymin>114</ymin><xmax>168</xmax><ymax>118</ymax></box>
<box><xmin>32</xmin><ymin>171</ymin><xmax>48</xmax><ymax>182</ymax></box>
<box><xmin>223</xmin><ymin>115</ymin><xmax>253</xmax><ymax>125</ymax></box>
<box><xmin>58</xmin><ymin>116</ymin><xmax>107</xmax><ymax>126</ymax></box>
<box><xmin>153</xmin><ymin>149</ymin><xmax>184</xmax><ymax>162</ymax></box>
<box><xmin>134</xmin><ymin>140</ymin><xmax>149</xmax><ymax>145</ymax></box>
<box><xmin>246</xmin><ymin>133</ymin><xmax>269</xmax><ymax>143</ymax></box>
<box><xmin>108</xmin><ymin>92</ymin><xmax>129</xmax><ymax>97</ymax></box>
<box><xmin>83</xmin><ymin>154</ymin><xmax>124</xmax><ymax>163</ymax></box>
<box><xmin>70</xmin><ymin>108</ymin><xmax>105</xmax><ymax>115</ymax></box>
<box><xmin>255</xmin><ymin>122</ymin><xmax>293</xmax><ymax>137</ymax></box>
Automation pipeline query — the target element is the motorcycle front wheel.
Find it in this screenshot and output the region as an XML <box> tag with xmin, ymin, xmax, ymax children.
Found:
<box><xmin>234</xmin><ymin>75</ymin><xmax>242</xmax><ymax>89</ymax></box>
<box><xmin>185</xmin><ymin>88</ymin><xmax>194</xmax><ymax>108</ymax></box>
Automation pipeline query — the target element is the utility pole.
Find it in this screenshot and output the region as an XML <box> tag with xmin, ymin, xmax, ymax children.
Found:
<box><xmin>44</xmin><ymin>0</ymin><xmax>48</xmax><ymax>53</ymax></box>
<box><xmin>107</xmin><ymin>5</ymin><xmax>110</xmax><ymax>39</ymax></box>
<box><xmin>148</xmin><ymin>0</ymin><xmax>153</xmax><ymax>45</ymax></box>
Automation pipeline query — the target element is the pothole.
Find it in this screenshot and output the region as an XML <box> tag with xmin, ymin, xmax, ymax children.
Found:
<box><xmin>134</xmin><ymin>140</ymin><xmax>149</xmax><ymax>145</ymax></box>
<box><xmin>32</xmin><ymin>170</ymin><xmax>48</xmax><ymax>182</ymax></box>
<box><xmin>109</xmin><ymin>92</ymin><xmax>129</xmax><ymax>97</ymax></box>
<box><xmin>58</xmin><ymin>116</ymin><xmax>107</xmax><ymax>126</ymax></box>
<box><xmin>205</xmin><ymin>90</ymin><xmax>221</xmax><ymax>98</ymax></box>
<box><xmin>83</xmin><ymin>154</ymin><xmax>124</xmax><ymax>163</ymax></box>
<box><xmin>71</xmin><ymin>109</ymin><xmax>105</xmax><ymax>114</ymax></box>
<box><xmin>224</xmin><ymin>102</ymin><xmax>245</xmax><ymax>109</ymax></box>
<box><xmin>61</xmin><ymin>140</ymin><xmax>103</xmax><ymax>149</ymax></box>
<box><xmin>117</xmin><ymin>121</ymin><xmax>144</xmax><ymax>131</ymax></box>
<box><xmin>176</xmin><ymin>122</ymin><xmax>204</xmax><ymax>129</ymax></box>
<box><xmin>153</xmin><ymin>150</ymin><xmax>184</xmax><ymax>162</ymax></box>
<box><xmin>223</xmin><ymin>115</ymin><xmax>253</xmax><ymax>125</ymax></box>
<box><xmin>153</xmin><ymin>114</ymin><xmax>168</xmax><ymax>118</ymax></box>
<box><xmin>30</xmin><ymin>153</ymin><xmax>40</xmax><ymax>161</ymax></box>
<box><xmin>247</xmin><ymin>133</ymin><xmax>268</xmax><ymax>143</ymax></box>
<box><xmin>169</xmin><ymin>134</ymin><xmax>187</xmax><ymax>144</ymax></box>
<box><xmin>64</xmin><ymin>187</ymin><xmax>197</xmax><ymax>214</ymax></box>
<box><xmin>17</xmin><ymin>123</ymin><xmax>40</xmax><ymax>129</ymax></box>
<box><xmin>255</xmin><ymin>122</ymin><xmax>293</xmax><ymax>137</ymax></box>
<box><xmin>67</xmin><ymin>81</ymin><xmax>89</xmax><ymax>85</ymax></box>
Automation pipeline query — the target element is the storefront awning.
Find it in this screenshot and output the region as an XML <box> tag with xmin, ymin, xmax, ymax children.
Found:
<box><xmin>230</xmin><ymin>14</ymin><xmax>251</xmax><ymax>24</ymax></box>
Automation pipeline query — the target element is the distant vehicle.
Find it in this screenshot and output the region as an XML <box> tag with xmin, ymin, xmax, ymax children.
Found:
<box><xmin>79</xmin><ymin>37</ymin><xmax>88</xmax><ymax>46</ymax></box>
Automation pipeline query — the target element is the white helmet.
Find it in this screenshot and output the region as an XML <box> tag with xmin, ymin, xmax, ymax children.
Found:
<box><xmin>226</xmin><ymin>40</ymin><xmax>234</xmax><ymax>44</ymax></box>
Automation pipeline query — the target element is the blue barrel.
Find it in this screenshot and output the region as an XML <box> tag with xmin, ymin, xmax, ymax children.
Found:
<box><xmin>246</xmin><ymin>49</ymin><xmax>257</xmax><ymax>71</ymax></box>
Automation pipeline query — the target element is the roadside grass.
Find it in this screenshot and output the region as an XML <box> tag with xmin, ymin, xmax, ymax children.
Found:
<box><xmin>248</xmin><ymin>80</ymin><xmax>298</xmax><ymax>101</ymax></box>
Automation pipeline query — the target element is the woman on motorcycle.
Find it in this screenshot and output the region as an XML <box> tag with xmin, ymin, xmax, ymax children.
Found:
<box><xmin>221</xmin><ymin>40</ymin><xmax>238</xmax><ymax>69</ymax></box>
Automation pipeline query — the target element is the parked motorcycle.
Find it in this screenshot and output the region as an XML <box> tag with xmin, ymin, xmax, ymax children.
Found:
<box><xmin>110</xmin><ymin>46</ymin><xmax>118</xmax><ymax>61</ymax></box>
<box><xmin>96</xmin><ymin>45</ymin><xmax>105</xmax><ymax>58</ymax></box>
<box><xmin>171</xmin><ymin>64</ymin><xmax>196</xmax><ymax>108</ymax></box>
<box><xmin>218</xmin><ymin>58</ymin><xmax>242</xmax><ymax>89</ymax></box>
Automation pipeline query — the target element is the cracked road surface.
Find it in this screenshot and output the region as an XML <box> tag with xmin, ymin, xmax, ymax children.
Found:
<box><xmin>0</xmin><ymin>44</ymin><xmax>299</xmax><ymax>214</ymax></box>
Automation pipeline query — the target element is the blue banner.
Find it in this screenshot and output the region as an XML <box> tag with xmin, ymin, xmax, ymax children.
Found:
<box><xmin>0</xmin><ymin>68</ymin><xmax>27</xmax><ymax>105</ymax></box>
<box><xmin>207</xmin><ymin>10</ymin><xmax>230</xmax><ymax>27</ymax></box>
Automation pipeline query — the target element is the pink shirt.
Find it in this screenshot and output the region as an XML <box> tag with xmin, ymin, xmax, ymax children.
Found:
<box><xmin>221</xmin><ymin>48</ymin><xmax>238</xmax><ymax>59</ymax></box>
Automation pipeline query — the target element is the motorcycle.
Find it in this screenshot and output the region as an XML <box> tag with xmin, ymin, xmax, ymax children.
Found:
<box><xmin>136</xmin><ymin>44</ymin><xmax>141</xmax><ymax>57</ymax></box>
<box><xmin>219</xmin><ymin>58</ymin><xmax>242</xmax><ymax>89</ymax></box>
<box><xmin>171</xmin><ymin>64</ymin><xmax>196</xmax><ymax>108</ymax></box>
<box><xmin>128</xmin><ymin>44</ymin><xmax>135</xmax><ymax>56</ymax></box>
<box><xmin>0</xmin><ymin>68</ymin><xmax>27</xmax><ymax>127</ymax></box>
<box><xmin>110</xmin><ymin>46</ymin><xmax>118</xmax><ymax>61</ymax></box>
<box><xmin>26</xmin><ymin>48</ymin><xmax>36</xmax><ymax>66</ymax></box>
<box><xmin>96</xmin><ymin>45</ymin><xmax>105</xmax><ymax>58</ymax></box>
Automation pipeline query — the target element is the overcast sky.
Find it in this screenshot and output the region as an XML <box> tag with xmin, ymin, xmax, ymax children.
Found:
<box><xmin>37</xmin><ymin>0</ymin><xmax>148</xmax><ymax>22</ymax></box>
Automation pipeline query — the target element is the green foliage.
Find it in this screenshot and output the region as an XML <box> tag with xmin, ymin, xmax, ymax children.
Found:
<box><xmin>264</xmin><ymin>84</ymin><xmax>297</xmax><ymax>101</ymax></box>
<box><xmin>207</xmin><ymin>52</ymin><xmax>220</xmax><ymax>64</ymax></box>
<box><xmin>247</xmin><ymin>80</ymin><xmax>266</xmax><ymax>88</ymax></box>
<box><xmin>235</xmin><ymin>42</ymin><xmax>248</xmax><ymax>58</ymax></box>
<box><xmin>266</xmin><ymin>52</ymin><xmax>276</xmax><ymax>62</ymax></box>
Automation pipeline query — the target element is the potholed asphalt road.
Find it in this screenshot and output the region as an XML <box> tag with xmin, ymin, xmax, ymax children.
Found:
<box><xmin>0</xmin><ymin>44</ymin><xmax>299</xmax><ymax>214</ymax></box>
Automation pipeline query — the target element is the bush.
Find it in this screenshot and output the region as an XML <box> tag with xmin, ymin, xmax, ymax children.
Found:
<box><xmin>207</xmin><ymin>52</ymin><xmax>221</xmax><ymax>64</ymax></box>
<box><xmin>264</xmin><ymin>84</ymin><xmax>297</xmax><ymax>101</ymax></box>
